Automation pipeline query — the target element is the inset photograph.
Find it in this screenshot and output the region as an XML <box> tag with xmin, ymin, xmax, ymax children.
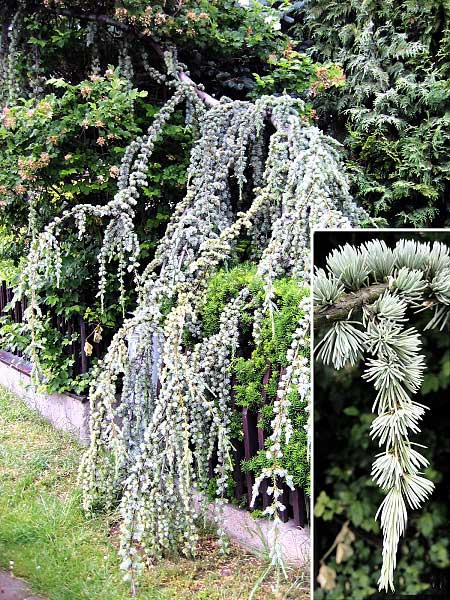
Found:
<box><xmin>313</xmin><ymin>230</ymin><xmax>450</xmax><ymax>599</ymax></box>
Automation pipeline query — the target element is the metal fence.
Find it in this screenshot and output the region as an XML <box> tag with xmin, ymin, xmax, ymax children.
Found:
<box><xmin>0</xmin><ymin>280</ymin><xmax>309</xmax><ymax>527</ymax></box>
<box><xmin>230</xmin><ymin>367</ymin><xmax>308</xmax><ymax>527</ymax></box>
<box><xmin>0</xmin><ymin>280</ymin><xmax>105</xmax><ymax>369</ymax></box>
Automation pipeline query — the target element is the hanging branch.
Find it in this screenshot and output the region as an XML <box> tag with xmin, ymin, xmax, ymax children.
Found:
<box><xmin>13</xmin><ymin>6</ymin><xmax>371</xmax><ymax>588</ymax></box>
<box><xmin>315</xmin><ymin>238</ymin><xmax>450</xmax><ymax>592</ymax></box>
<box><xmin>21</xmin><ymin>84</ymin><xmax>369</xmax><ymax>590</ymax></box>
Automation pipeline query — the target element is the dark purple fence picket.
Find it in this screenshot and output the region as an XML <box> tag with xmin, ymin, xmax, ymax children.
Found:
<box><xmin>1</xmin><ymin>280</ymin><xmax>309</xmax><ymax>527</ymax></box>
<box><xmin>233</xmin><ymin>367</ymin><xmax>308</xmax><ymax>528</ymax></box>
<box><xmin>1</xmin><ymin>281</ymin><xmax>25</xmax><ymax>357</ymax></box>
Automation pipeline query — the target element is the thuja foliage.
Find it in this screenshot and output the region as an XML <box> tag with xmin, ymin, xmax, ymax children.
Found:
<box><xmin>314</xmin><ymin>238</ymin><xmax>450</xmax><ymax>592</ymax></box>
<box><xmin>298</xmin><ymin>0</ymin><xmax>450</xmax><ymax>226</ymax></box>
<box><xmin>19</xmin><ymin>40</ymin><xmax>368</xmax><ymax>587</ymax></box>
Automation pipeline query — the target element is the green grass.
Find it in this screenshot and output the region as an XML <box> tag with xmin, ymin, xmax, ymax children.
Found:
<box><xmin>0</xmin><ymin>386</ymin><xmax>309</xmax><ymax>600</ymax></box>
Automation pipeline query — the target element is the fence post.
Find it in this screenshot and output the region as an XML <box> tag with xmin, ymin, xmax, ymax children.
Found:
<box><xmin>80</xmin><ymin>316</ymin><xmax>88</xmax><ymax>374</ymax></box>
<box><xmin>230</xmin><ymin>377</ymin><xmax>245</xmax><ymax>502</ymax></box>
<box><xmin>0</xmin><ymin>281</ymin><xmax>6</xmax><ymax>313</ymax></box>
<box><xmin>242</xmin><ymin>407</ymin><xmax>259</xmax><ymax>505</ymax></box>
<box><xmin>291</xmin><ymin>489</ymin><xmax>307</xmax><ymax>528</ymax></box>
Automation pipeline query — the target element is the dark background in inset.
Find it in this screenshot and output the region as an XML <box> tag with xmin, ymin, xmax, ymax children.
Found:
<box><xmin>313</xmin><ymin>230</ymin><xmax>450</xmax><ymax>599</ymax></box>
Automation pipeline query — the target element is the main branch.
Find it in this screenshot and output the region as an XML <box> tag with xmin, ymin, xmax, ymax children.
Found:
<box><xmin>45</xmin><ymin>7</ymin><xmax>221</xmax><ymax>108</ymax></box>
<box><xmin>313</xmin><ymin>283</ymin><xmax>389</xmax><ymax>330</ymax></box>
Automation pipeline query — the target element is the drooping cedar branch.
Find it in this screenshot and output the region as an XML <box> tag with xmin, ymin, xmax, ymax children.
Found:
<box><xmin>178</xmin><ymin>71</ymin><xmax>219</xmax><ymax>106</ymax></box>
<box><xmin>313</xmin><ymin>283</ymin><xmax>389</xmax><ymax>330</ymax></box>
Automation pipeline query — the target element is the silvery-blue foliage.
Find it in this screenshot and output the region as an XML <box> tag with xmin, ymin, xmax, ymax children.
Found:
<box><xmin>315</xmin><ymin>238</ymin><xmax>450</xmax><ymax>592</ymax></box>
<box><xmin>23</xmin><ymin>57</ymin><xmax>369</xmax><ymax>587</ymax></box>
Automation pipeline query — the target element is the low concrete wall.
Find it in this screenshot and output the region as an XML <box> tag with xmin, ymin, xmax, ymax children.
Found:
<box><xmin>196</xmin><ymin>495</ymin><xmax>310</xmax><ymax>566</ymax></box>
<box><xmin>0</xmin><ymin>351</ymin><xmax>310</xmax><ymax>566</ymax></box>
<box><xmin>0</xmin><ymin>350</ymin><xmax>90</xmax><ymax>443</ymax></box>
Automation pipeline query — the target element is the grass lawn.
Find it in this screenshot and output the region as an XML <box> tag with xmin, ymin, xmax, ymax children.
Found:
<box><xmin>0</xmin><ymin>385</ymin><xmax>309</xmax><ymax>599</ymax></box>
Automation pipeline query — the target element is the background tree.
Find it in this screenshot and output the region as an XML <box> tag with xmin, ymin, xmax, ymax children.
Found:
<box><xmin>297</xmin><ymin>0</ymin><xmax>450</xmax><ymax>227</ymax></box>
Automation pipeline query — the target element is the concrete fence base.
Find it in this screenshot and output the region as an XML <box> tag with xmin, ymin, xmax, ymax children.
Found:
<box><xmin>0</xmin><ymin>350</ymin><xmax>90</xmax><ymax>443</ymax></box>
<box><xmin>0</xmin><ymin>350</ymin><xmax>310</xmax><ymax>566</ymax></box>
<box><xmin>194</xmin><ymin>494</ymin><xmax>310</xmax><ymax>566</ymax></box>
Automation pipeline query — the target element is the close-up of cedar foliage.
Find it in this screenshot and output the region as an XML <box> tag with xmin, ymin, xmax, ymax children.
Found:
<box><xmin>314</xmin><ymin>231</ymin><xmax>450</xmax><ymax>599</ymax></box>
<box><xmin>0</xmin><ymin>1</ymin><xmax>449</xmax><ymax>599</ymax></box>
